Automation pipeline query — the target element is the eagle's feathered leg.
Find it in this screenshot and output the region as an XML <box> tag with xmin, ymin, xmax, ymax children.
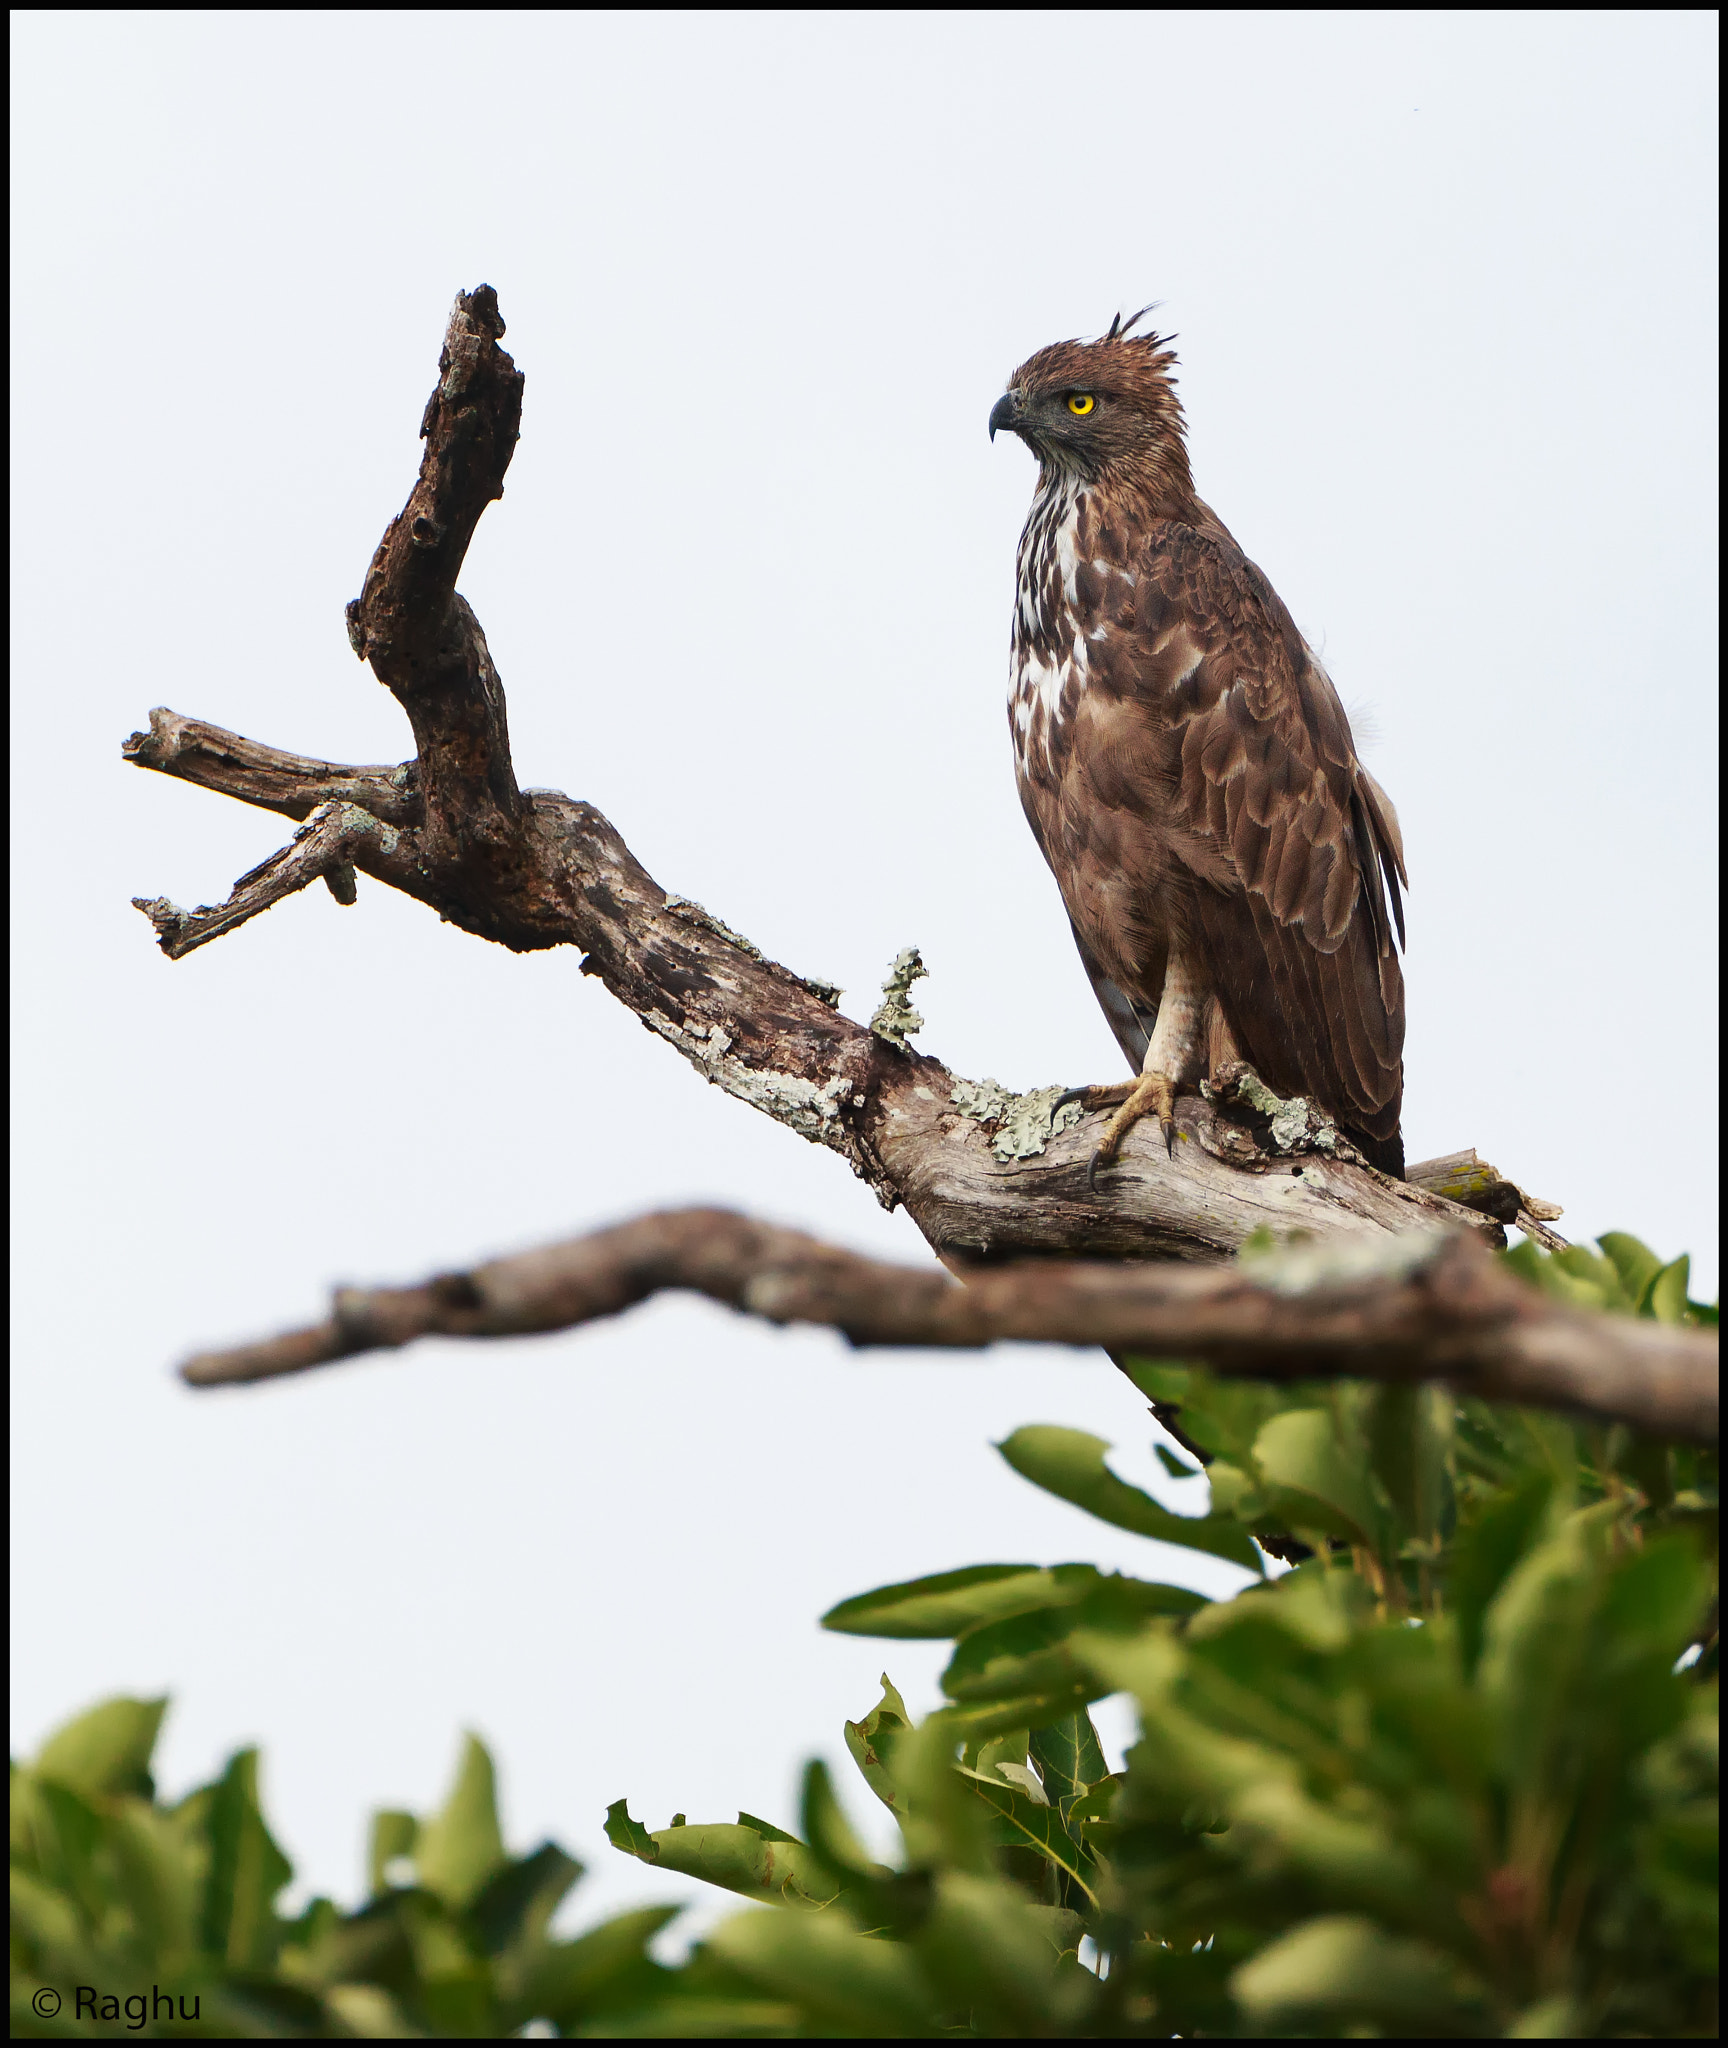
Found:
<box><xmin>1083</xmin><ymin>948</ymin><xmax>1210</xmax><ymax>1185</ymax></box>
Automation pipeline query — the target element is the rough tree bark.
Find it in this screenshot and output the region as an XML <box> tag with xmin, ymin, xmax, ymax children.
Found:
<box><xmin>125</xmin><ymin>286</ymin><xmax>1562</xmax><ymax>1272</ymax></box>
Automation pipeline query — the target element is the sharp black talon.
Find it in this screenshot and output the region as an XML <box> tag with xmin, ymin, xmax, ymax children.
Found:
<box><xmin>1055</xmin><ymin>1086</ymin><xmax>1089</xmax><ymax>1112</ymax></box>
<box><xmin>1162</xmin><ymin>1119</ymin><xmax>1177</xmax><ymax>1158</ymax></box>
<box><xmin>1088</xmin><ymin>1150</ymin><xmax>1109</xmax><ymax>1195</ymax></box>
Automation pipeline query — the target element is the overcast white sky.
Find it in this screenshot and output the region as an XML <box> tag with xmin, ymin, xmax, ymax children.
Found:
<box><xmin>11</xmin><ymin>10</ymin><xmax>1718</xmax><ymax>1949</ymax></box>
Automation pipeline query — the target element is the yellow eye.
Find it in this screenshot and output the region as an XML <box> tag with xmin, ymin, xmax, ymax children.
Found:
<box><xmin>1067</xmin><ymin>393</ymin><xmax>1095</xmax><ymax>416</ymax></box>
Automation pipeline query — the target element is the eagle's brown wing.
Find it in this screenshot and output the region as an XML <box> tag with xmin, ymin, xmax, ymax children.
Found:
<box><xmin>1135</xmin><ymin>521</ymin><xmax>1407</xmax><ymax>1173</ymax></box>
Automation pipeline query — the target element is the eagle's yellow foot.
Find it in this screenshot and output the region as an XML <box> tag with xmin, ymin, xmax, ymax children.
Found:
<box><xmin>1097</xmin><ymin>1070</ymin><xmax>1178</xmax><ymax>1163</ymax></box>
<box><xmin>1066</xmin><ymin>1071</ymin><xmax>1178</xmax><ymax>1190</ymax></box>
<box><xmin>1055</xmin><ymin>1079</ymin><xmax>1135</xmax><ymax>1113</ymax></box>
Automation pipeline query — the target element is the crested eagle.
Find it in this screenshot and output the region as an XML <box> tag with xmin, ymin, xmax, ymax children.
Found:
<box><xmin>990</xmin><ymin>312</ymin><xmax>1407</xmax><ymax>1179</ymax></box>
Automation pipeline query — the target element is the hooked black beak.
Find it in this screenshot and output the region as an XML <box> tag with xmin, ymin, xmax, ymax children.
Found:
<box><xmin>988</xmin><ymin>392</ymin><xmax>1019</xmax><ymax>443</ymax></box>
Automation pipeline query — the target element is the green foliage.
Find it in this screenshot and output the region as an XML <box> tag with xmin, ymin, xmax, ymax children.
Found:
<box><xmin>11</xmin><ymin>1234</ymin><xmax>1718</xmax><ymax>2035</ymax></box>
<box><xmin>593</xmin><ymin>1231</ymin><xmax>1717</xmax><ymax>2037</ymax></box>
<box><xmin>11</xmin><ymin>1711</ymin><xmax>680</xmax><ymax>2037</ymax></box>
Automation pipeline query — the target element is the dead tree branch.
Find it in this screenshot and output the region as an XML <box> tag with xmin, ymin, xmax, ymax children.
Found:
<box><xmin>177</xmin><ymin>1208</ymin><xmax>1717</xmax><ymax>1445</ymax></box>
<box><xmin>132</xmin><ymin>799</ymin><xmax>404</xmax><ymax>959</ymax></box>
<box><xmin>124</xmin><ymin>286</ymin><xmax>1549</xmax><ymax>1268</ymax></box>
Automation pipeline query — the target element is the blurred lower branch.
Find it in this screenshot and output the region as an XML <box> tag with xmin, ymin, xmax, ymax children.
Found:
<box><xmin>179</xmin><ymin>1207</ymin><xmax>1716</xmax><ymax>1444</ymax></box>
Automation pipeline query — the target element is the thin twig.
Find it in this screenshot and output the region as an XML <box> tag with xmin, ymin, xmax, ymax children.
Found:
<box><xmin>131</xmin><ymin>801</ymin><xmax>406</xmax><ymax>959</ymax></box>
<box><xmin>121</xmin><ymin>708</ymin><xmax>423</xmax><ymax>826</ymax></box>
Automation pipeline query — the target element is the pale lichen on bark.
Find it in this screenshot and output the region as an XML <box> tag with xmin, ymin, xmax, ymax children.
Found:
<box><xmin>869</xmin><ymin>947</ymin><xmax>928</xmax><ymax>1045</ymax></box>
<box><xmin>1238</xmin><ymin>1223</ymin><xmax>1449</xmax><ymax>1295</ymax></box>
<box><xmin>660</xmin><ymin>895</ymin><xmax>764</xmax><ymax>963</ymax></box>
<box><xmin>1203</xmin><ymin>1063</ymin><xmax>1342</xmax><ymax>1157</ymax></box>
<box><xmin>640</xmin><ymin>1013</ymin><xmax>855</xmax><ymax>1150</ymax></box>
<box><xmin>951</xmin><ymin>1078</ymin><xmax>1085</xmax><ymax>1163</ymax></box>
<box><xmin>1411</xmin><ymin>1149</ymin><xmax>1564</xmax><ymax>1223</ymax></box>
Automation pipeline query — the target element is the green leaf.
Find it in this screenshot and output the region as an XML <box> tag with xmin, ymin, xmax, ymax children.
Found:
<box><xmin>604</xmin><ymin>1797</ymin><xmax>657</xmax><ymax>1862</ymax></box>
<box><xmin>1476</xmin><ymin>1501</ymin><xmax>1625</xmax><ymax>1787</ymax></box>
<box><xmin>317</xmin><ymin>1985</ymin><xmax>417</xmax><ymax>2037</ymax></box>
<box><xmin>1119</xmin><ymin>1357</ymin><xmax>1291</xmax><ymax>1467</ymax></box>
<box><xmin>1553</xmin><ymin>1243</ymin><xmax>1634</xmax><ymax>1311</ymax></box>
<box><xmin>1507</xmin><ymin>1994</ymin><xmax>1587</xmax><ymax>2036</ymax></box>
<box><xmin>844</xmin><ymin>1675</ymin><xmax>911</xmax><ymax>1815</ymax></box>
<box><xmin>824</xmin><ymin>1562</ymin><xmax>1093</xmax><ymax>1638</ymax></box>
<box><xmin>526</xmin><ymin>1905</ymin><xmax>681</xmax><ymax>2027</ymax></box>
<box><xmin>1597</xmin><ymin>1231</ymin><xmax>1664</xmax><ymax>1310</ymax></box>
<box><xmin>966</xmin><ymin>1727</ymin><xmax>1029</xmax><ymax>1779</ymax></box>
<box><xmin>1154</xmin><ymin>1440</ymin><xmax>1201</xmax><ymax>1478</ymax></box>
<box><xmin>1614</xmin><ymin>1432</ymin><xmax>1677</xmax><ymax>1513</ymax></box>
<box><xmin>940</xmin><ymin>1577</ymin><xmax>1202</xmax><ymax>1715</ymax></box>
<box><xmin>572</xmin><ymin>1991</ymin><xmax>804</xmax><ymax>2036</ymax></box>
<box><xmin>1028</xmin><ymin>1711</ymin><xmax>1109</xmax><ymax>1814</ymax></box>
<box><xmin>415</xmin><ymin>1732</ymin><xmax>506</xmax><ymax>1910</ymax></box>
<box><xmin>1648</xmin><ymin>1255</ymin><xmax>1692</xmax><ymax>1326</ymax></box>
<box><xmin>1599</xmin><ymin>1533</ymin><xmax>1714</xmax><ymax>1665</ymax></box>
<box><xmin>1068</xmin><ymin>1624</ymin><xmax>1185</xmax><ymax>1714</ymax></box>
<box><xmin>1446</xmin><ymin>1469</ymin><xmax>1555</xmax><ymax>1677</ymax></box>
<box><xmin>1366</xmin><ymin>1383</ymin><xmax>1455</xmax><ymax>1549</ymax></box>
<box><xmin>932</xmin><ymin>1692</ymin><xmax>1096</xmax><ymax>1744</ymax></box>
<box><xmin>14</xmin><ymin>1775</ymin><xmax>108</xmax><ymax>1932</ymax></box>
<box><xmin>799</xmin><ymin>1759</ymin><xmax>882</xmax><ymax>1881</ymax></box>
<box><xmin>645</xmin><ymin>1821</ymin><xmax>841</xmax><ymax>1908</ymax></box>
<box><xmin>1633</xmin><ymin>1708</ymin><xmax>1720</xmax><ymax>1976</ymax></box>
<box><xmin>199</xmin><ymin>1746</ymin><xmax>294</xmax><ymax>1971</ymax></box>
<box><xmin>706</xmin><ymin>1900</ymin><xmax>936</xmax><ymax>2035</ymax></box>
<box><xmin>606</xmin><ymin>1798</ymin><xmax>843</xmax><ymax>1909</ymax></box>
<box><xmin>468</xmin><ymin>1839</ymin><xmax>584</xmax><ymax>1957</ymax></box>
<box><xmin>1229</xmin><ymin>1778</ymin><xmax>1433</xmax><ymax>1923</ymax></box>
<box><xmin>368</xmin><ymin>1807</ymin><xmax>417</xmax><ymax>1895</ymax></box>
<box><xmin>890</xmin><ymin>1718</ymin><xmax>994</xmax><ymax>1877</ymax></box>
<box><xmin>735</xmin><ymin>1810</ymin><xmax>799</xmax><ymax>1845</ymax></box>
<box><xmin>1453</xmin><ymin>1396</ymin><xmax>1579</xmax><ymax>1500</ymax></box>
<box><xmin>1499</xmin><ymin>1237</ymin><xmax>1544</xmax><ymax>1284</ymax></box>
<box><xmin>103</xmin><ymin>1801</ymin><xmax>199</xmax><ymax>1959</ymax></box>
<box><xmin>1186</xmin><ymin>1566</ymin><xmax>1360</xmax><ymax>1655</ymax></box>
<box><xmin>1252</xmin><ymin>1409</ymin><xmax>1385</xmax><ymax>1551</ymax></box>
<box><xmin>997</xmin><ymin>1426</ymin><xmax>1263</xmax><ymax>1572</ymax></box>
<box><xmin>10</xmin><ymin>1855</ymin><xmax>90</xmax><ymax>1961</ymax></box>
<box><xmin>1230</xmin><ymin>1913</ymin><xmax>1491</xmax><ymax>2034</ymax></box>
<box><xmin>32</xmin><ymin>1695</ymin><xmax>166</xmax><ymax>1800</ymax></box>
<box><xmin>407</xmin><ymin>1907</ymin><xmax>496</xmax><ymax>2037</ymax></box>
<box><xmin>955</xmin><ymin>1768</ymin><xmax>1101</xmax><ymax>1907</ymax></box>
<box><xmin>1201</xmin><ymin>1456</ymin><xmax>1268</xmax><ymax>1523</ymax></box>
<box><xmin>1506</xmin><ymin>1236</ymin><xmax>1647</xmax><ymax>1317</ymax></box>
<box><xmin>1120</xmin><ymin>1356</ymin><xmax>1194</xmax><ymax>1407</ymax></box>
<box><xmin>1063</xmin><ymin>1773</ymin><xmax>1123</xmax><ymax>1831</ymax></box>
<box><xmin>916</xmin><ymin>1870</ymin><xmax>1097</xmax><ymax>2033</ymax></box>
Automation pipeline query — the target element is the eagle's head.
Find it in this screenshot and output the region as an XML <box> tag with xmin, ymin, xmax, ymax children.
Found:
<box><xmin>990</xmin><ymin>308</ymin><xmax>1194</xmax><ymax>504</ymax></box>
